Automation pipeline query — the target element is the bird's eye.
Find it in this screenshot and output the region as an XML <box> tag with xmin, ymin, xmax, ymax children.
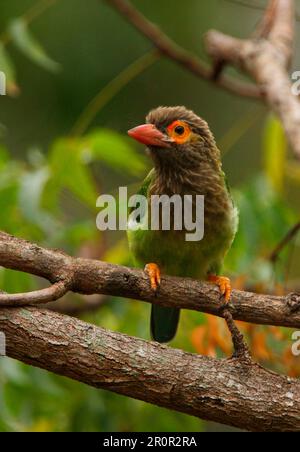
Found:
<box><xmin>167</xmin><ymin>120</ymin><xmax>191</xmax><ymax>144</ymax></box>
<box><xmin>174</xmin><ymin>125</ymin><xmax>185</xmax><ymax>135</ymax></box>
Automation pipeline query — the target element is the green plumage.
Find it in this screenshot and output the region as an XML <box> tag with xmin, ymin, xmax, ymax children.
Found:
<box><xmin>127</xmin><ymin>107</ymin><xmax>238</xmax><ymax>343</ymax></box>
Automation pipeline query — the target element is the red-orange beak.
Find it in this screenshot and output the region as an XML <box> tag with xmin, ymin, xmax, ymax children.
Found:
<box><xmin>128</xmin><ymin>124</ymin><xmax>171</xmax><ymax>148</ymax></box>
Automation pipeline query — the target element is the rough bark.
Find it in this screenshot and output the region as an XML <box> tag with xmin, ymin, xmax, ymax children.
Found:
<box><xmin>0</xmin><ymin>0</ymin><xmax>299</xmax><ymax>433</ymax></box>
<box><xmin>0</xmin><ymin>231</ymin><xmax>299</xmax><ymax>329</ymax></box>
<box><xmin>107</xmin><ymin>0</ymin><xmax>300</xmax><ymax>161</ymax></box>
<box><xmin>205</xmin><ymin>0</ymin><xmax>300</xmax><ymax>160</ymax></box>
<box><xmin>1</xmin><ymin>306</ymin><xmax>300</xmax><ymax>432</ymax></box>
<box><xmin>105</xmin><ymin>0</ymin><xmax>260</xmax><ymax>99</ymax></box>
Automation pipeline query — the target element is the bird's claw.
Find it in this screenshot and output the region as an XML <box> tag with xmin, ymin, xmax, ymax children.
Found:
<box><xmin>208</xmin><ymin>275</ymin><xmax>232</xmax><ymax>303</ymax></box>
<box><xmin>144</xmin><ymin>263</ymin><xmax>161</xmax><ymax>292</ymax></box>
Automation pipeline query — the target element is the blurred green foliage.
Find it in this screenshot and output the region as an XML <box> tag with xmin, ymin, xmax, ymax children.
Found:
<box><xmin>0</xmin><ymin>0</ymin><xmax>300</xmax><ymax>433</ymax></box>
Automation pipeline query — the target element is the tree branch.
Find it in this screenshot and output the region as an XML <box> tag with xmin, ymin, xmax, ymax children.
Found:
<box><xmin>0</xmin><ymin>306</ymin><xmax>299</xmax><ymax>432</ymax></box>
<box><xmin>270</xmin><ymin>221</ymin><xmax>300</xmax><ymax>263</ymax></box>
<box><xmin>222</xmin><ymin>308</ymin><xmax>251</xmax><ymax>361</ymax></box>
<box><xmin>205</xmin><ymin>0</ymin><xmax>300</xmax><ymax>159</ymax></box>
<box><xmin>1</xmin><ymin>231</ymin><xmax>300</xmax><ymax>430</ymax></box>
<box><xmin>253</xmin><ymin>0</ymin><xmax>277</xmax><ymax>39</ymax></box>
<box><xmin>104</xmin><ymin>0</ymin><xmax>260</xmax><ymax>99</ymax></box>
<box><xmin>106</xmin><ymin>0</ymin><xmax>300</xmax><ymax>162</ymax></box>
<box><xmin>0</xmin><ymin>1</ymin><xmax>298</xmax><ymax>432</ymax></box>
<box><xmin>0</xmin><ymin>281</ymin><xmax>70</xmax><ymax>307</ymax></box>
<box><xmin>0</xmin><ymin>231</ymin><xmax>300</xmax><ymax>329</ymax></box>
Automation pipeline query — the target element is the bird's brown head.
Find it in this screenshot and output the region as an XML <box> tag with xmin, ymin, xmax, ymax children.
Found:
<box><xmin>128</xmin><ymin>106</ymin><xmax>219</xmax><ymax>171</ymax></box>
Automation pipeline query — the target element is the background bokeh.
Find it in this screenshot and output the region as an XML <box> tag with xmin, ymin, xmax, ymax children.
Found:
<box><xmin>0</xmin><ymin>0</ymin><xmax>300</xmax><ymax>432</ymax></box>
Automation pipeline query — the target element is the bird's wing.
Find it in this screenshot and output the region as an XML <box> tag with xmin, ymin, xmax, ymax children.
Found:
<box><xmin>127</xmin><ymin>169</ymin><xmax>155</xmax><ymax>268</ymax></box>
<box><xmin>128</xmin><ymin>168</ymin><xmax>155</xmax><ymax>220</ymax></box>
<box><xmin>135</xmin><ymin>168</ymin><xmax>154</xmax><ymax>199</ymax></box>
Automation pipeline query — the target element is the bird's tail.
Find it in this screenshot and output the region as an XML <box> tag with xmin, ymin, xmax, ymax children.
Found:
<box><xmin>150</xmin><ymin>305</ymin><xmax>180</xmax><ymax>343</ymax></box>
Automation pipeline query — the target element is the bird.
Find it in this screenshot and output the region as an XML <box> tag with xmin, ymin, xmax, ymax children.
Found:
<box><xmin>127</xmin><ymin>106</ymin><xmax>238</xmax><ymax>344</ymax></box>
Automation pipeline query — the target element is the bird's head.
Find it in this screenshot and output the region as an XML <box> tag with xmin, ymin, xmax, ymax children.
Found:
<box><xmin>128</xmin><ymin>106</ymin><xmax>219</xmax><ymax>171</ymax></box>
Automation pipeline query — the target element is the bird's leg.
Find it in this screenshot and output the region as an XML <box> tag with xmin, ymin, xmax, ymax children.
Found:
<box><xmin>208</xmin><ymin>274</ymin><xmax>232</xmax><ymax>303</ymax></box>
<box><xmin>208</xmin><ymin>274</ymin><xmax>251</xmax><ymax>361</ymax></box>
<box><xmin>144</xmin><ymin>263</ymin><xmax>161</xmax><ymax>292</ymax></box>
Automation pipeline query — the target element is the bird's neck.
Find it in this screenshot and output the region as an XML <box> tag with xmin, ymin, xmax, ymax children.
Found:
<box><xmin>150</xmin><ymin>154</ymin><xmax>225</xmax><ymax>197</ymax></box>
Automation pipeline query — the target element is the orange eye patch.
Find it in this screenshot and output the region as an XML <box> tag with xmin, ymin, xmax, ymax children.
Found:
<box><xmin>166</xmin><ymin>120</ymin><xmax>191</xmax><ymax>144</ymax></box>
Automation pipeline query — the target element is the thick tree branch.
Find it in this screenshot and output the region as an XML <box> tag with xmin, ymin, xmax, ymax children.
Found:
<box><xmin>105</xmin><ymin>0</ymin><xmax>260</xmax><ymax>99</ymax></box>
<box><xmin>1</xmin><ymin>231</ymin><xmax>300</xmax><ymax>430</ymax></box>
<box><xmin>0</xmin><ymin>1</ymin><xmax>298</xmax><ymax>432</ymax></box>
<box><xmin>0</xmin><ymin>231</ymin><xmax>300</xmax><ymax>329</ymax></box>
<box><xmin>106</xmin><ymin>0</ymin><xmax>300</xmax><ymax>161</ymax></box>
<box><xmin>0</xmin><ymin>306</ymin><xmax>299</xmax><ymax>432</ymax></box>
<box><xmin>205</xmin><ymin>0</ymin><xmax>300</xmax><ymax>159</ymax></box>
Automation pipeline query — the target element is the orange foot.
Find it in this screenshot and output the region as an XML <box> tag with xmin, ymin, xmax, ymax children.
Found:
<box><xmin>208</xmin><ymin>275</ymin><xmax>232</xmax><ymax>303</ymax></box>
<box><xmin>145</xmin><ymin>263</ymin><xmax>161</xmax><ymax>292</ymax></box>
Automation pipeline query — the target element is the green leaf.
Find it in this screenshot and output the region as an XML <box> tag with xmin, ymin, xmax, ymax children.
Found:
<box><xmin>18</xmin><ymin>167</ymin><xmax>58</xmax><ymax>234</ymax></box>
<box><xmin>47</xmin><ymin>138</ymin><xmax>99</xmax><ymax>210</ymax></box>
<box><xmin>0</xmin><ymin>42</ymin><xmax>19</xmax><ymax>96</ymax></box>
<box><xmin>85</xmin><ymin>129</ymin><xmax>147</xmax><ymax>176</ymax></box>
<box><xmin>263</xmin><ymin>115</ymin><xmax>287</xmax><ymax>194</ymax></box>
<box><xmin>0</xmin><ymin>184</ymin><xmax>18</xmax><ymax>230</ymax></box>
<box><xmin>9</xmin><ymin>18</ymin><xmax>60</xmax><ymax>73</ymax></box>
<box><xmin>0</xmin><ymin>144</ymin><xmax>9</xmax><ymax>168</ymax></box>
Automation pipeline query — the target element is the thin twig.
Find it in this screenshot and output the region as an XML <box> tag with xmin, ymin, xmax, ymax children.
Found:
<box><xmin>223</xmin><ymin>0</ymin><xmax>300</xmax><ymax>21</ymax></box>
<box><xmin>71</xmin><ymin>50</ymin><xmax>159</xmax><ymax>136</ymax></box>
<box><xmin>105</xmin><ymin>0</ymin><xmax>260</xmax><ymax>99</ymax></box>
<box><xmin>205</xmin><ymin>0</ymin><xmax>300</xmax><ymax>160</ymax></box>
<box><xmin>0</xmin><ymin>280</ymin><xmax>70</xmax><ymax>307</ymax></box>
<box><xmin>0</xmin><ymin>0</ymin><xmax>59</xmax><ymax>46</ymax></box>
<box><xmin>223</xmin><ymin>308</ymin><xmax>251</xmax><ymax>361</ymax></box>
<box><xmin>270</xmin><ymin>222</ymin><xmax>300</xmax><ymax>263</ymax></box>
<box><xmin>219</xmin><ymin>106</ymin><xmax>265</xmax><ymax>155</ymax></box>
<box><xmin>224</xmin><ymin>0</ymin><xmax>266</xmax><ymax>11</ymax></box>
